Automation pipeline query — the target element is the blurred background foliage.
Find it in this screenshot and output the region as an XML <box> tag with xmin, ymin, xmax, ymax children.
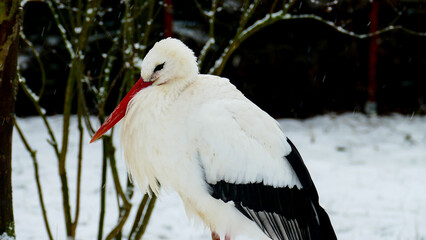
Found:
<box><xmin>18</xmin><ymin>0</ymin><xmax>426</xmax><ymax>119</ymax></box>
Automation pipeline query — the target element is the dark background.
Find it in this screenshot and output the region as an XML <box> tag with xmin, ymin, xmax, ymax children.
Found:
<box><xmin>17</xmin><ymin>0</ymin><xmax>426</xmax><ymax>118</ymax></box>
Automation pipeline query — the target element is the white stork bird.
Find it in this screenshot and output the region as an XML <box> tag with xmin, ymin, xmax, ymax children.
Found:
<box><xmin>91</xmin><ymin>38</ymin><xmax>337</xmax><ymax>240</ymax></box>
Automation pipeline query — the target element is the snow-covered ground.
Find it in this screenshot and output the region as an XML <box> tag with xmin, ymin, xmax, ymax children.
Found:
<box><xmin>11</xmin><ymin>113</ymin><xmax>426</xmax><ymax>240</ymax></box>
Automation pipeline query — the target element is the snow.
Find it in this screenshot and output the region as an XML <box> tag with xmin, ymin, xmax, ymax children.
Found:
<box><xmin>74</xmin><ymin>27</ymin><xmax>82</xmax><ymax>34</ymax></box>
<box><xmin>199</xmin><ymin>38</ymin><xmax>215</xmax><ymax>60</ymax></box>
<box><xmin>0</xmin><ymin>233</ymin><xmax>15</xmax><ymax>240</ymax></box>
<box><xmin>12</xmin><ymin>113</ymin><xmax>426</xmax><ymax>240</ymax></box>
<box><xmin>55</xmin><ymin>23</ymin><xmax>74</xmax><ymax>58</ymax></box>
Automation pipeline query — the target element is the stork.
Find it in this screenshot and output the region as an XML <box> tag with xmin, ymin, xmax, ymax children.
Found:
<box><xmin>91</xmin><ymin>38</ymin><xmax>337</xmax><ymax>240</ymax></box>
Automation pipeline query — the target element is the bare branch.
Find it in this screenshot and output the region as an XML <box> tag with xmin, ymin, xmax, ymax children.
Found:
<box><xmin>208</xmin><ymin>2</ymin><xmax>426</xmax><ymax>75</ymax></box>
<box><xmin>237</xmin><ymin>0</ymin><xmax>262</xmax><ymax>33</ymax></box>
<box><xmin>97</xmin><ymin>140</ymin><xmax>108</xmax><ymax>240</ymax></box>
<box><xmin>76</xmin><ymin>75</ymin><xmax>95</xmax><ymax>134</ymax></box>
<box><xmin>104</xmin><ymin>137</ymin><xmax>132</xmax><ymax>240</ymax></box>
<box><xmin>198</xmin><ymin>0</ymin><xmax>218</xmax><ymax>69</ymax></box>
<box><xmin>270</xmin><ymin>0</ymin><xmax>279</xmax><ymax>14</ymax></box>
<box><xmin>140</xmin><ymin>0</ymin><xmax>155</xmax><ymax>57</ymax></box>
<box><xmin>193</xmin><ymin>0</ymin><xmax>209</xmax><ymax>18</ymax></box>
<box><xmin>134</xmin><ymin>196</ymin><xmax>157</xmax><ymax>240</ymax></box>
<box><xmin>18</xmin><ymin>75</ymin><xmax>60</xmax><ymax>159</ymax></box>
<box><xmin>19</xmin><ymin>32</ymin><xmax>46</xmax><ymax>99</ymax></box>
<box><xmin>14</xmin><ymin>119</ymin><xmax>54</xmax><ymax>240</ymax></box>
<box><xmin>44</xmin><ymin>0</ymin><xmax>74</xmax><ymax>57</ymax></box>
<box><xmin>128</xmin><ymin>194</ymin><xmax>149</xmax><ymax>240</ymax></box>
<box><xmin>71</xmin><ymin>85</ymin><xmax>85</xmax><ymax>236</ymax></box>
<box><xmin>287</xmin><ymin>14</ymin><xmax>426</xmax><ymax>38</ymax></box>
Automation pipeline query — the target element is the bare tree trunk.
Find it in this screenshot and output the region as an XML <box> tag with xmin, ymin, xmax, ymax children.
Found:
<box><xmin>0</xmin><ymin>0</ymin><xmax>20</xmax><ymax>237</ymax></box>
<box><xmin>163</xmin><ymin>0</ymin><xmax>173</xmax><ymax>38</ymax></box>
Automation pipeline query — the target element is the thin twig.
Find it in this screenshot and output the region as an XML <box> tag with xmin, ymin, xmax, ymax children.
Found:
<box><xmin>76</xmin><ymin>75</ymin><xmax>95</xmax><ymax>134</ymax></box>
<box><xmin>14</xmin><ymin>119</ymin><xmax>54</xmax><ymax>240</ymax></box>
<box><xmin>140</xmin><ymin>0</ymin><xmax>155</xmax><ymax>57</ymax></box>
<box><xmin>270</xmin><ymin>0</ymin><xmax>279</xmax><ymax>14</ymax></box>
<box><xmin>208</xmin><ymin>0</ymin><xmax>262</xmax><ymax>74</ymax></box>
<box><xmin>193</xmin><ymin>0</ymin><xmax>209</xmax><ymax>18</ymax></box>
<box><xmin>237</xmin><ymin>0</ymin><xmax>262</xmax><ymax>33</ymax></box>
<box><xmin>44</xmin><ymin>0</ymin><xmax>74</xmax><ymax>58</ymax></box>
<box><xmin>208</xmin><ymin>0</ymin><xmax>426</xmax><ymax>75</ymax></box>
<box><xmin>133</xmin><ymin>0</ymin><xmax>149</xmax><ymax>19</ymax></box>
<box><xmin>56</xmin><ymin>0</ymin><xmax>102</xmax><ymax>235</ymax></box>
<box><xmin>18</xmin><ymin>75</ymin><xmax>60</xmax><ymax>159</ymax></box>
<box><xmin>197</xmin><ymin>0</ymin><xmax>218</xmax><ymax>70</ymax></box>
<box><xmin>71</xmin><ymin>85</ymin><xmax>85</xmax><ymax>236</ymax></box>
<box><xmin>128</xmin><ymin>194</ymin><xmax>149</xmax><ymax>240</ymax></box>
<box><xmin>104</xmin><ymin>138</ymin><xmax>132</xmax><ymax>240</ymax></box>
<box><xmin>134</xmin><ymin>196</ymin><xmax>157</xmax><ymax>240</ymax></box>
<box><xmin>289</xmin><ymin>14</ymin><xmax>426</xmax><ymax>38</ymax></box>
<box><xmin>19</xmin><ymin>32</ymin><xmax>46</xmax><ymax>100</ymax></box>
<box><xmin>67</xmin><ymin>1</ymin><xmax>75</xmax><ymax>33</ymax></box>
<box><xmin>97</xmin><ymin>137</ymin><xmax>108</xmax><ymax>240</ymax></box>
<box><xmin>58</xmin><ymin>59</ymin><xmax>76</xmax><ymax>237</ymax></box>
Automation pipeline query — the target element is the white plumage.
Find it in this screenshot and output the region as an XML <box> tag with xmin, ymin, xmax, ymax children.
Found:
<box><xmin>92</xmin><ymin>38</ymin><xmax>336</xmax><ymax>240</ymax></box>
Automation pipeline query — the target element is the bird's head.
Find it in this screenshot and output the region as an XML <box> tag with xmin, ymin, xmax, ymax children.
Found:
<box><xmin>90</xmin><ymin>38</ymin><xmax>198</xmax><ymax>143</ymax></box>
<box><xmin>141</xmin><ymin>37</ymin><xmax>198</xmax><ymax>86</ymax></box>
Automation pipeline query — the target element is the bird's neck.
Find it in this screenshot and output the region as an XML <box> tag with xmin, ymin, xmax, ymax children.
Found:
<box><xmin>160</xmin><ymin>75</ymin><xmax>196</xmax><ymax>102</ymax></box>
<box><xmin>129</xmin><ymin>75</ymin><xmax>197</xmax><ymax>119</ymax></box>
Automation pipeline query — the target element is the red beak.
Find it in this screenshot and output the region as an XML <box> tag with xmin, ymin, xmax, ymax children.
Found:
<box><xmin>90</xmin><ymin>77</ymin><xmax>152</xmax><ymax>143</ymax></box>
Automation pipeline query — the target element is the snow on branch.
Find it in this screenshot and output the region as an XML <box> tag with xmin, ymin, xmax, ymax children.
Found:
<box><xmin>207</xmin><ymin>0</ymin><xmax>426</xmax><ymax>75</ymax></box>
<box><xmin>197</xmin><ymin>0</ymin><xmax>218</xmax><ymax>69</ymax></box>
<box><xmin>288</xmin><ymin>14</ymin><xmax>426</xmax><ymax>38</ymax></box>
<box><xmin>19</xmin><ymin>32</ymin><xmax>47</xmax><ymax>100</ymax></box>
<box><xmin>44</xmin><ymin>0</ymin><xmax>75</xmax><ymax>58</ymax></box>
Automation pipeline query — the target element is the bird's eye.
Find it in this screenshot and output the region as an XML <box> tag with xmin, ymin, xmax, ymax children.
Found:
<box><xmin>153</xmin><ymin>62</ymin><xmax>165</xmax><ymax>73</ymax></box>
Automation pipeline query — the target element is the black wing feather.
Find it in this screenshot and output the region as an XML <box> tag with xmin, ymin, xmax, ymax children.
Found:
<box><xmin>208</xmin><ymin>138</ymin><xmax>337</xmax><ymax>240</ymax></box>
